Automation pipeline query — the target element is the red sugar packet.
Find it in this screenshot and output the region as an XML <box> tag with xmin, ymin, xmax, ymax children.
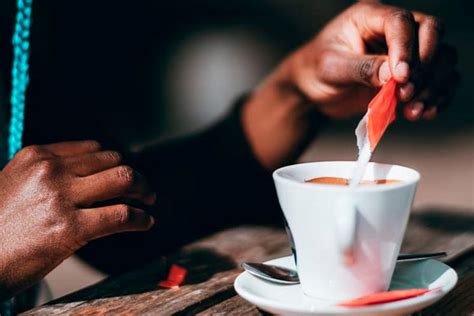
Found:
<box><xmin>158</xmin><ymin>264</ymin><xmax>187</xmax><ymax>289</ymax></box>
<box><xmin>355</xmin><ymin>78</ymin><xmax>398</xmax><ymax>154</ymax></box>
<box><xmin>158</xmin><ymin>280</ymin><xmax>181</xmax><ymax>289</ymax></box>
<box><xmin>351</xmin><ymin>78</ymin><xmax>398</xmax><ymax>186</ymax></box>
<box><xmin>367</xmin><ymin>78</ymin><xmax>398</xmax><ymax>151</ymax></box>
<box><xmin>338</xmin><ymin>288</ymin><xmax>433</xmax><ymax>307</ymax></box>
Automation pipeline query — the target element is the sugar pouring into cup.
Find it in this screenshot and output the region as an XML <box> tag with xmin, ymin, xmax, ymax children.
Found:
<box><xmin>272</xmin><ymin>79</ymin><xmax>418</xmax><ymax>301</ymax></box>
<box><xmin>350</xmin><ymin>78</ymin><xmax>398</xmax><ymax>187</ymax></box>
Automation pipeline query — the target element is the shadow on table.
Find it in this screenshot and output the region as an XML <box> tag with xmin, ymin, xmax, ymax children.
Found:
<box><xmin>410</xmin><ymin>206</ymin><xmax>474</xmax><ymax>233</ymax></box>
<box><xmin>49</xmin><ymin>247</ymin><xmax>236</xmax><ymax>304</ymax></box>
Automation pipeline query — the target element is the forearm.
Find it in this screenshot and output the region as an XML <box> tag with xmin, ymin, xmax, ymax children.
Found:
<box><xmin>78</xmin><ymin>99</ymin><xmax>285</xmax><ymax>274</ymax></box>
<box><xmin>242</xmin><ymin>61</ymin><xmax>326</xmax><ymax>170</ymax></box>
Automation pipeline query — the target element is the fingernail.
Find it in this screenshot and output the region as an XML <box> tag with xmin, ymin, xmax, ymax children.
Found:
<box><xmin>423</xmin><ymin>107</ymin><xmax>437</xmax><ymax>120</ymax></box>
<box><xmin>411</xmin><ymin>102</ymin><xmax>424</xmax><ymax>119</ymax></box>
<box><xmin>395</xmin><ymin>62</ymin><xmax>410</xmax><ymax>82</ymax></box>
<box><xmin>378</xmin><ymin>61</ymin><xmax>391</xmax><ymax>83</ymax></box>
<box><xmin>399</xmin><ymin>82</ymin><xmax>415</xmax><ymax>101</ymax></box>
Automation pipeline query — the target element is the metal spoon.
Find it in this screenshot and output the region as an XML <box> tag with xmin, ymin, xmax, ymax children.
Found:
<box><xmin>242</xmin><ymin>252</ymin><xmax>447</xmax><ymax>285</ymax></box>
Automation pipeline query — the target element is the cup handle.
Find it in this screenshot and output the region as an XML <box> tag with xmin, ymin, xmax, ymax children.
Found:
<box><xmin>335</xmin><ymin>197</ymin><xmax>357</xmax><ymax>265</ymax></box>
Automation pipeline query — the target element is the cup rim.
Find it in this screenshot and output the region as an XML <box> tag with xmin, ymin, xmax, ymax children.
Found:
<box><xmin>273</xmin><ymin>161</ymin><xmax>420</xmax><ymax>192</ymax></box>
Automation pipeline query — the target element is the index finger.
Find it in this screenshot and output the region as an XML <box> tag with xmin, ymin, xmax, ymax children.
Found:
<box><xmin>42</xmin><ymin>140</ymin><xmax>102</xmax><ymax>157</ymax></box>
<box><xmin>74</xmin><ymin>165</ymin><xmax>156</xmax><ymax>206</ymax></box>
<box><xmin>354</xmin><ymin>4</ymin><xmax>418</xmax><ymax>82</ymax></box>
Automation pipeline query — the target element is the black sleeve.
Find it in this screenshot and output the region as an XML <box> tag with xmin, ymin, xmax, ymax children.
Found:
<box><xmin>77</xmin><ymin>96</ymin><xmax>284</xmax><ymax>274</ymax></box>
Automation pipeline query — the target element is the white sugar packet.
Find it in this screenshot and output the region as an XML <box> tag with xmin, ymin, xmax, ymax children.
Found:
<box><xmin>349</xmin><ymin>112</ymin><xmax>372</xmax><ymax>187</ymax></box>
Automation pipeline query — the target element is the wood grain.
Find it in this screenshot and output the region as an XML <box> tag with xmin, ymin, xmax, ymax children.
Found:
<box><xmin>416</xmin><ymin>252</ymin><xmax>474</xmax><ymax>316</ymax></box>
<box><xmin>23</xmin><ymin>226</ymin><xmax>290</xmax><ymax>315</ymax></box>
<box><xmin>23</xmin><ymin>206</ymin><xmax>474</xmax><ymax>315</ymax></box>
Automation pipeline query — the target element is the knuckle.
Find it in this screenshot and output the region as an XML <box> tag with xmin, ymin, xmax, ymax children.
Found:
<box><xmin>117</xmin><ymin>165</ymin><xmax>135</xmax><ymax>186</ymax></box>
<box><xmin>84</xmin><ymin>140</ymin><xmax>102</xmax><ymax>151</ymax></box>
<box><xmin>102</xmin><ymin>151</ymin><xmax>122</xmax><ymax>163</ymax></box>
<box><xmin>48</xmin><ymin>187</ymin><xmax>64</xmax><ymax>205</ymax></box>
<box><xmin>17</xmin><ymin>145</ymin><xmax>45</xmax><ymax>161</ymax></box>
<box><xmin>388</xmin><ymin>9</ymin><xmax>415</xmax><ymax>23</ymax></box>
<box><xmin>348</xmin><ymin>2</ymin><xmax>363</xmax><ymax>13</ymax></box>
<box><xmin>114</xmin><ymin>204</ymin><xmax>132</xmax><ymax>225</ymax></box>
<box><xmin>424</xmin><ymin>16</ymin><xmax>445</xmax><ymax>35</ymax></box>
<box><xmin>351</xmin><ymin>1</ymin><xmax>372</xmax><ymax>12</ymax></box>
<box><xmin>34</xmin><ymin>159</ymin><xmax>58</xmax><ymax>178</ymax></box>
<box><xmin>41</xmin><ymin>209</ymin><xmax>75</xmax><ymax>239</ymax></box>
<box><xmin>53</xmin><ymin>220</ymin><xmax>82</xmax><ymax>252</ymax></box>
<box><xmin>318</xmin><ymin>49</ymin><xmax>334</xmax><ymax>66</ymax></box>
<box><xmin>317</xmin><ymin>50</ymin><xmax>338</xmax><ymax>78</ymax></box>
<box><xmin>297</xmin><ymin>51</ymin><xmax>330</xmax><ymax>101</ymax></box>
<box><xmin>55</xmin><ymin>218</ymin><xmax>74</xmax><ymax>238</ymax></box>
<box><xmin>39</xmin><ymin>184</ymin><xmax>65</xmax><ymax>212</ymax></box>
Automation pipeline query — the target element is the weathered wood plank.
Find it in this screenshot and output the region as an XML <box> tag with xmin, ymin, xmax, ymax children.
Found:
<box><xmin>196</xmin><ymin>296</ymin><xmax>262</xmax><ymax>316</ymax></box>
<box><xmin>205</xmin><ymin>206</ymin><xmax>474</xmax><ymax>315</ymax></box>
<box><xmin>24</xmin><ymin>206</ymin><xmax>474</xmax><ymax>315</ymax></box>
<box><xmin>416</xmin><ymin>252</ymin><xmax>474</xmax><ymax>316</ymax></box>
<box><xmin>23</xmin><ymin>226</ymin><xmax>290</xmax><ymax>315</ymax></box>
<box><xmin>401</xmin><ymin>207</ymin><xmax>474</xmax><ymax>261</ymax></box>
<box><xmin>198</xmin><ymin>251</ymin><xmax>474</xmax><ymax>316</ymax></box>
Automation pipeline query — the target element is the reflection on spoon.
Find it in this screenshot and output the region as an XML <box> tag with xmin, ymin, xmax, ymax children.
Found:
<box><xmin>242</xmin><ymin>252</ymin><xmax>447</xmax><ymax>285</ymax></box>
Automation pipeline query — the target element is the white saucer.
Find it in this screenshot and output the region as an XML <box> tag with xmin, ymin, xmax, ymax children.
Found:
<box><xmin>234</xmin><ymin>256</ymin><xmax>457</xmax><ymax>316</ymax></box>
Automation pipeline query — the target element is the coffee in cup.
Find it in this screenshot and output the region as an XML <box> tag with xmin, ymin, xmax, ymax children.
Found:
<box><xmin>273</xmin><ymin>161</ymin><xmax>419</xmax><ymax>300</ymax></box>
<box><xmin>306</xmin><ymin>177</ymin><xmax>401</xmax><ymax>186</ymax></box>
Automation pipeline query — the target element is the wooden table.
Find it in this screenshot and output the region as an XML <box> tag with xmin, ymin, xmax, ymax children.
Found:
<box><xmin>24</xmin><ymin>206</ymin><xmax>474</xmax><ymax>315</ymax></box>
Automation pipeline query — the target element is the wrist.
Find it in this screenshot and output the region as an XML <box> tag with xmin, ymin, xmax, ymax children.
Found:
<box><xmin>242</xmin><ymin>65</ymin><xmax>324</xmax><ymax>170</ymax></box>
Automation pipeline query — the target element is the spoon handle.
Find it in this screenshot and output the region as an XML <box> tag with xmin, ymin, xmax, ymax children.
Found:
<box><xmin>242</xmin><ymin>252</ymin><xmax>448</xmax><ymax>285</ymax></box>
<box><xmin>397</xmin><ymin>252</ymin><xmax>447</xmax><ymax>262</ymax></box>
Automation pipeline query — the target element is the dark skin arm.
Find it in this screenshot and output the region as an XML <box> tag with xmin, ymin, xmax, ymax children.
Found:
<box><xmin>79</xmin><ymin>2</ymin><xmax>459</xmax><ymax>274</ymax></box>
<box><xmin>1</xmin><ymin>3</ymin><xmax>459</xmax><ymax>289</ymax></box>
<box><xmin>0</xmin><ymin>141</ymin><xmax>155</xmax><ymax>300</ymax></box>
<box><xmin>242</xmin><ymin>2</ymin><xmax>459</xmax><ymax>169</ymax></box>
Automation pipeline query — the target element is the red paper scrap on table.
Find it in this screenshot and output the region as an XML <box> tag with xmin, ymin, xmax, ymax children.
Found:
<box><xmin>338</xmin><ymin>288</ymin><xmax>433</xmax><ymax>307</ymax></box>
<box><xmin>158</xmin><ymin>264</ymin><xmax>187</xmax><ymax>289</ymax></box>
<box><xmin>367</xmin><ymin>78</ymin><xmax>398</xmax><ymax>151</ymax></box>
<box><xmin>158</xmin><ymin>280</ymin><xmax>181</xmax><ymax>289</ymax></box>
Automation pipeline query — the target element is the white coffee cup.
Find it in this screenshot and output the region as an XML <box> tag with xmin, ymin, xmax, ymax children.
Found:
<box><xmin>273</xmin><ymin>161</ymin><xmax>419</xmax><ymax>301</ymax></box>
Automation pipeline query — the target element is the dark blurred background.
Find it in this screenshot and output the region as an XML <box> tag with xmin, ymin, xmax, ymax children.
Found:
<box><xmin>0</xmin><ymin>0</ymin><xmax>470</xmax><ymax>299</ymax></box>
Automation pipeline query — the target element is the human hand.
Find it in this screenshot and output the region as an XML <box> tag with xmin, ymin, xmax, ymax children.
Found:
<box><xmin>242</xmin><ymin>2</ymin><xmax>459</xmax><ymax>169</ymax></box>
<box><xmin>281</xmin><ymin>1</ymin><xmax>459</xmax><ymax>120</ymax></box>
<box><xmin>0</xmin><ymin>141</ymin><xmax>155</xmax><ymax>299</ymax></box>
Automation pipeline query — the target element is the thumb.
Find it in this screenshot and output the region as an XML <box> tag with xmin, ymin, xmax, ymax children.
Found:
<box><xmin>319</xmin><ymin>51</ymin><xmax>390</xmax><ymax>88</ymax></box>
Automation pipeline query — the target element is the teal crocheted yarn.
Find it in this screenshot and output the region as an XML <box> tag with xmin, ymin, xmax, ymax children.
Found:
<box><xmin>8</xmin><ymin>0</ymin><xmax>33</xmax><ymax>159</ymax></box>
<box><xmin>0</xmin><ymin>0</ymin><xmax>33</xmax><ymax>312</ymax></box>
